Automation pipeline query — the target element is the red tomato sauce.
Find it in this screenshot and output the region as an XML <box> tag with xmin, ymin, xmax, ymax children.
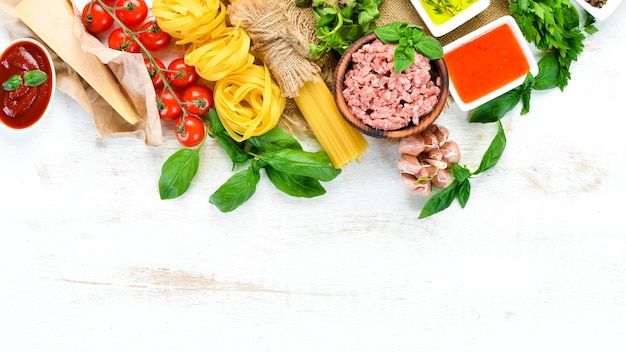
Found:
<box><xmin>1</xmin><ymin>40</ymin><xmax>54</xmax><ymax>130</ymax></box>
<box><xmin>443</xmin><ymin>23</ymin><xmax>530</xmax><ymax>104</ymax></box>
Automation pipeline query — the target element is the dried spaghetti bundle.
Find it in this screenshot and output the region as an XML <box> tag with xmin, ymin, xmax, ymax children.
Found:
<box><xmin>228</xmin><ymin>0</ymin><xmax>368</xmax><ymax>168</ymax></box>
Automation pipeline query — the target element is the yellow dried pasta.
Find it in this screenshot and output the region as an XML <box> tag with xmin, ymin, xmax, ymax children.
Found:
<box><xmin>214</xmin><ymin>64</ymin><xmax>286</xmax><ymax>142</ymax></box>
<box><xmin>152</xmin><ymin>0</ymin><xmax>226</xmax><ymax>45</ymax></box>
<box><xmin>184</xmin><ymin>25</ymin><xmax>255</xmax><ymax>81</ymax></box>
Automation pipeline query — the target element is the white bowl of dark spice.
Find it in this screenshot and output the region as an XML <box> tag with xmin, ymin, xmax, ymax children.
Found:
<box><xmin>572</xmin><ymin>0</ymin><xmax>623</xmax><ymax>20</ymax></box>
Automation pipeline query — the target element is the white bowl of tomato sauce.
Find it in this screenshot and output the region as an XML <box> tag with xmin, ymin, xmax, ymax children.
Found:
<box><xmin>442</xmin><ymin>15</ymin><xmax>538</xmax><ymax>111</ymax></box>
<box><xmin>0</xmin><ymin>37</ymin><xmax>56</xmax><ymax>132</ymax></box>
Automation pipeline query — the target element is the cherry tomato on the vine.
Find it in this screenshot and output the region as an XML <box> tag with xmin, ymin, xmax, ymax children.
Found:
<box><xmin>138</xmin><ymin>21</ymin><xmax>171</xmax><ymax>51</ymax></box>
<box><xmin>157</xmin><ymin>89</ymin><xmax>183</xmax><ymax>121</ymax></box>
<box><xmin>144</xmin><ymin>57</ymin><xmax>166</xmax><ymax>89</ymax></box>
<box><xmin>81</xmin><ymin>2</ymin><xmax>113</xmax><ymax>34</ymax></box>
<box><xmin>115</xmin><ymin>0</ymin><xmax>148</xmax><ymax>27</ymax></box>
<box><xmin>108</xmin><ymin>27</ymin><xmax>140</xmax><ymax>53</ymax></box>
<box><xmin>166</xmin><ymin>58</ymin><xmax>199</xmax><ymax>90</ymax></box>
<box><xmin>182</xmin><ymin>84</ymin><xmax>214</xmax><ymax>116</ymax></box>
<box><xmin>175</xmin><ymin>115</ymin><xmax>206</xmax><ymax>148</ymax></box>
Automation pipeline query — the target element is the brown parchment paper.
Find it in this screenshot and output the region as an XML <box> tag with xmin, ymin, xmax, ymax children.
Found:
<box><xmin>0</xmin><ymin>0</ymin><xmax>162</xmax><ymax>146</ymax></box>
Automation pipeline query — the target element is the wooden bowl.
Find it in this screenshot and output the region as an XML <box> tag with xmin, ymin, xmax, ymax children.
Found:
<box><xmin>332</xmin><ymin>32</ymin><xmax>449</xmax><ymax>139</ymax></box>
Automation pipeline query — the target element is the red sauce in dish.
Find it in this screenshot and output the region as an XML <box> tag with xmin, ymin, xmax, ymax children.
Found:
<box><xmin>1</xmin><ymin>40</ymin><xmax>54</xmax><ymax>130</ymax></box>
<box><xmin>443</xmin><ymin>23</ymin><xmax>530</xmax><ymax>104</ymax></box>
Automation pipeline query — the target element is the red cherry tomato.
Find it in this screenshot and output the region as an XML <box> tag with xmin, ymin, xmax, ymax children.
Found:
<box><xmin>138</xmin><ymin>21</ymin><xmax>171</xmax><ymax>51</ymax></box>
<box><xmin>81</xmin><ymin>2</ymin><xmax>113</xmax><ymax>34</ymax></box>
<box><xmin>115</xmin><ymin>0</ymin><xmax>148</xmax><ymax>27</ymax></box>
<box><xmin>166</xmin><ymin>58</ymin><xmax>199</xmax><ymax>90</ymax></box>
<box><xmin>182</xmin><ymin>85</ymin><xmax>214</xmax><ymax>116</ymax></box>
<box><xmin>144</xmin><ymin>57</ymin><xmax>166</xmax><ymax>89</ymax></box>
<box><xmin>175</xmin><ymin>115</ymin><xmax>206</xmax><ymax>147</ymax></box>
<box><xmin>157</xmin><ymin>89</ymin><xmax>183</xmax><ymax>121</ymax></box>
<box><xmin>108</xmin><ymin>27</ymin><xmax>140</xmax><ymax>53</ymax></box>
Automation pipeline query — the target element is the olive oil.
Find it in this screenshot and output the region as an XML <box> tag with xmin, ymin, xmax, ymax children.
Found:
<box><xmin>419</xmin><ymin>0</ymin><xmax>477</xmax><ymax>25</ymax></box>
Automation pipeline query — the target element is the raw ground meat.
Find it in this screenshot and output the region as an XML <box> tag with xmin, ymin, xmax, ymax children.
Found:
<box><xmin>342</xmin><ymin>39</ymin><xmax>441</xmax><ymax>131</ymax></box>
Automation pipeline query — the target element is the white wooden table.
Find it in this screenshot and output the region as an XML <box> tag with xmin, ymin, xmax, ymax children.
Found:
<box><xmin>2</xmin><ymin>5</ymin><xmax>626</xmax><ymax>352</ymax></box>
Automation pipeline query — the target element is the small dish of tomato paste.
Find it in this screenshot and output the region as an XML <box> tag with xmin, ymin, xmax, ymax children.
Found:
<box><xmin>1</xmin><ymin>38</ymin><xmax>56</xmax><ymax>131</ymax></box>
<box><xmin>443</xmin><ymin>16</ymin><xmax>538</xmax><ymax>111</ymax></box>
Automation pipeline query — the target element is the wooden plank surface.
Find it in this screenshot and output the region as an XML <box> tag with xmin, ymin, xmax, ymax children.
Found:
<box><xmin>1</xmin><ymin>3</ymin><xmax>626</xmax><ymax>351</ymax></box>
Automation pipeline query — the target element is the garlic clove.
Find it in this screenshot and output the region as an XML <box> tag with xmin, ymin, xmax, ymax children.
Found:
<box><xmin>398</xmin><ymin>134</ymin><xmax>426</xmax><ymax>156</ymax></box>
<box><xmin>397</xmin><ymin>154</ymin><xmax>423</xmax><ymax>175</ymax></box>
<box><xmin>431</xmin><ymin>168</ymin><xmax>453</xmax><ymax>189</ymax></box>
<box><xmin>441</xmin><ymin>140</ymin><xmax>461</xmax><ymax>164</ymax></box>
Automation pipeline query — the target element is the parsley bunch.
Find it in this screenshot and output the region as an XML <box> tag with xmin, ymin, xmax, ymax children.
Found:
<box><xmin>510</xmin><ymin>0</ymin><xmax>588</xmax><ymax>90</ymax></box>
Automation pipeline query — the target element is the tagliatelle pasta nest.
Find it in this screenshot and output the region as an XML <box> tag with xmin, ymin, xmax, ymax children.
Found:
<box><xmin>152</xmin><ymin>0</ymin><xmax>227</xmax><ymax>45</ymax></box>
<box><xmin>184</xmin><ymin>24</ymin><xmax>255</xmax><ymax>82</ymax></box>
<box><xmin>214</xmin><ymin>63</ymin><xmax>286</xmax><ymax>142</ymax></box>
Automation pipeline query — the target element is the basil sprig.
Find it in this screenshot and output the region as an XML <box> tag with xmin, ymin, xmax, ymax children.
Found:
<box><xmin>373</xmin><ymin>22</ymin><xmax>443</xmax><ymax>74</ymax></box>
<box><xmin>419</xmin><ymin>120</ymin><xmax>507</xmax><ymax>219</ymax></box>
<box><xmin>2</xmin><ymin>69</ymin><xmax>48</xmax><ymax>91</ymax></box>
<box><xmin>158</xmin><ymin>108</ymin><xmax>341</xmax><ymax>212</ymax></box>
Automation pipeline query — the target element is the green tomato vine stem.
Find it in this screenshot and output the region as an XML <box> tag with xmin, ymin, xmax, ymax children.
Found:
<box><xmin>93</xmin><ymin>0</ymin><xmax>191</xmax><ymax>125</ymax></box>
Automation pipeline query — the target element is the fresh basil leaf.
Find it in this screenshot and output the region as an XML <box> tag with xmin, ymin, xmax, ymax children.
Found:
<box><xmin>260</xmin><ymin>149</ymin><xmax>341</xmax><ymax>182</ymax></box>
<box><xmin>2</xmin><ymin>74</ymin><xmax>22</xmax><ymax>91</ymax></box>
<box><xmin>265</xmin><ymin>166</ymin><xmax>327</xmax><ymax>198</ymax></box>
<box><xmin>414</xmin><ymin>35</ymin><xmax>443</xmax><ymax>59</ymax></box>
<box><xmin>159</xmin><ymin>148</ymin><xmax>200</xmax><ymax>200</ymax></box>
<box><xmin>207</xmin><ymin>108</ymin><xmax>225</xmax><ymax>134</ymax></box>
<box><xmin>410</xmin><ymin>26</ymin><xmax>424</xmax><ymax>45</ymax></box>
<box><xmin>418</xmin><ymin>180</ymin><xmax>458</xmax><ymax>219</ymax></box>
<box><xmin>456</xmin><ymin>179</ymin><xmax>471</xmax><ymax>208</ymax></box>
<box><xmin>533</xmin><ymin>51</ymin><xmax>559</xmax><ymax>90</ymax></box>
<box><xmin>519</xmin><ymin>72</ymin><xmax>535</xmax><ymax>115</ymax></box>
<box><xmin>373</xmin><ymin>22</ymin><xmax>404</xmax><ymax>43</ymax></box>
<box><xmin>209</xmin><ymin>166</ymin><xmax>260</xmax><ymax>212</ymax></box>
<box><xmin>247</xmin><ymin>127</ymin><xmax>303</xmax><ymax>152</ymax></box>
<box><xmin>394</xmin><ymin>42</ymin><xmax>414</xmax><ymax>73</ymax></box>
<box><xmin>475</xmin><ymin>120</ymin><xmax>507</xmax><ymax>175</ymax></box>
<box><xmin>215</xmin><ymin>134</ymin><xmax>249</xmax><ymax>165</ymax></box>
<box><xmin>468</xmin><ymin>88</ymin><xmax>523</xmax><ymax>123</ymax></box>
<box><xmin>23</xmin><ymin>70</ymin><xmax>48</xmax><ymax>87</ymax></box>
<box><xmin>450</xmin><ymin>163</ymin><xmax>471</xmax><ymax>183</ymax></box>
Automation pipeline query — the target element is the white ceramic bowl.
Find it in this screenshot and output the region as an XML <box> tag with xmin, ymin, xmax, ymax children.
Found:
<box><xmin>572</xmin><ymin>0</ymin><xmax>623</xmax><ymax>20</ymax></box>
<box><xmin>0</xmin><ymin>37</ymin><xmax>56</xmax><ymax>132</ymax></box>
<box><xmin>442</xmin><ymin>15</ymin><xmax>538</xmax><ymax>111</ymax></box>
<box><xmin>409</xmin><ymin>0</ymin><xmax>490</xmax><ymax>37</ymax></box>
